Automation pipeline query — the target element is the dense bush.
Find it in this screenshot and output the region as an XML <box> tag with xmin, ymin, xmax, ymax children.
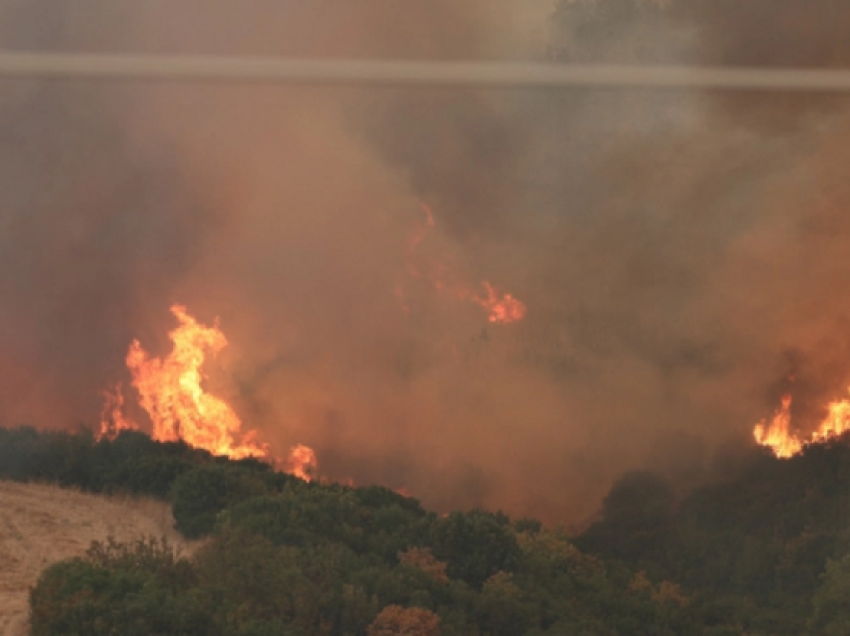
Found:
<box><xmin>171</xmin><ymin>464</ymin><xmax>275</xmax><ymax>538</ymax></box>
<box><xmin>29</xmin><ymin>538</ymin><xmax>216</xmax><ymax>636</ymax></box>
<box><xmin>222</xmin><ymin>483</ymin><xmax>432</xmax><ymax>560</ymax></box>
<box><xmin>576</xmin><ymin>436</ymin><xmax>850</xmax><ymax>635</ymax></box>
<box><xmin>0</xmin><ymin>426</ymin><xmax>212</xmax><ymax>498</ymax></box>
<box><xmin>429</xmin><ymin>510</ymin><xmax>521</xmax><ymax>588</ymax></box>
<box><xmin>15</xmin><ymin>425</ymin><xmax>850</xmax><ymax>635</ymax></box>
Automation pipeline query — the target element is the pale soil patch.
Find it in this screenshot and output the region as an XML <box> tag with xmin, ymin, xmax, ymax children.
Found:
<box><xmin>0</xmin><ymin>480</ymin><xmax>193</xmax><ymax>636</ymax></box>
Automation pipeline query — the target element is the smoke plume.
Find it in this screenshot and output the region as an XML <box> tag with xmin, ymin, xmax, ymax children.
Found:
<box><xmin>4</xmin><ymin>0</ymin><xmax>850</xmax><ymax>522</ymax></box>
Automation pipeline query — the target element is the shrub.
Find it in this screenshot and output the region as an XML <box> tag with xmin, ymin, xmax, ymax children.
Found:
<box><xmin>171</xmin><ymin>464</ymin><xmax>270</xmax><ymax>538</ymax></box>
<box><xmin>367</xmin><ymin>605</ymin><xmax>441</xmax><ymax>636</ymax></box>
<box><xmin>430</xmin><ymin>510</ymin><xmax>521</xmax><ymax>588</ymax></box>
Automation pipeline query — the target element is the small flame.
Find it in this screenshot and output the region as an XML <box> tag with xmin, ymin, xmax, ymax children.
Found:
<box><xmin>399</xmin><ymin>203</ymin><xmax>527</xmax><ymax>325</ymax></box>
<box><xmin>98</xmin><ymin>384</ymin><xmax>136</xmax><ymax>440</ymax></box>
<box><xmin>285</xmin><ymin>444</ymin><xmax>318</xmax><ymax>482</ymax></box>
<box><xmin>473</xmin><ymin>282</ymin><xmax>527</xmax><ymax>325</ymax></box>
<box><xmin>754</xmin><ymin>389</ymin><xmax>850</xmax><ymax>458</ymax></box>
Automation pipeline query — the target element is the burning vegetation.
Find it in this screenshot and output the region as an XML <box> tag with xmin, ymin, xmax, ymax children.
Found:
<box><xmin>10</xmin><ymin>420</ymin><xmax>850</xmax><ymax>636</ymax></box>
<box><xmin>10</xmin><ymin>1</ymin><xmax>850</xmax><ymax>632</ymax></box>
<box><xmin>754</xmin><ymin>391</ymin><xmax>850</xmax><ymax>459</ymax></box>
<box><xmin>99</xmin><ymin>304</ymin><xmax>317</xmax><ymax>480</ymax></box>
<box><xmin>396</xmin><ymin>203</ymin><xmax>527</xmax><ymax>325</ymax></box>
<box><xmin>94</xmin><ymin>204</ymin><xmax>527</xmax><ymax>490</ymax></box>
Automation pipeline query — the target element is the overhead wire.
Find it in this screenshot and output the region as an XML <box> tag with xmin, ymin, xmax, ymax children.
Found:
<box><xmin>0</xmin><ymin>52</ymin><xmax>849</xmax><ymax>91</ymax></box>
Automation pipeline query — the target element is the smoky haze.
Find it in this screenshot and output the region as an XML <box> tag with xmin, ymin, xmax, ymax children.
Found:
<box><xmin>3</xmin><ymin>0</ymin><xmax>850</xmax><ymax>523</ymax></box>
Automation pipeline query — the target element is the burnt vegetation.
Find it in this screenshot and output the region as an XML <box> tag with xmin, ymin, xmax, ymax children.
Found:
<box><xmin>2</xmin><ymin>426</ymin><xmax>850</xmax><ymax>634</ymax></box>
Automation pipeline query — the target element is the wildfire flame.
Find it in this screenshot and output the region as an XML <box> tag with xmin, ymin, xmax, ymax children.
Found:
<box><xmin>99</xmin><ymin>384</ymin><xmax>136</xmax><ymax>439</ymax></box>
<box><xmin>753</xmin><ymin>395</ymin><xmax>801</xmax><ymax>459</ymax></box>
<box><xmin>753</xmin><ymin>390</ymin><xmax>850</xmax><ymax>458</ymax></box>
<box><xmin>398</xmin><ymin>203</ymin><xmax>527</xmax><ymax>325</ymax></box>
<box><xmin>117</xmin><ymin>305</ymin><xmax>268</xmax><ymax>459</ymax></box>
<box><xmin>814</xmin><ymin>397</ymin><xmax>850</xmax><ymax>443</ymax></box>
<box><xmin>100</xmin><ymin>305</ymin><xmax>318</xmax><ymax>479</ymax></box>
<box><xmin>472</xmin><ymin>281</ymin><xmax>527</xmax><ymax>325</ymax></box>
<box><xmin>285</xmin><ymin>443</ymin><xmax>318</xmax><ymax>482</ymax></box>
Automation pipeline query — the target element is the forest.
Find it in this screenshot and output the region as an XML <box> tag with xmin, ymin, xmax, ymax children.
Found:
<box><xmin>3</xmin><ymin>425</ymin><xmax>850</xmax><ymax>635</ymax></box>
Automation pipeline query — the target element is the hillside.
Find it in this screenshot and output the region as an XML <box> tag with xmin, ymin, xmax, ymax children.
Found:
<box><xmin>0</xmin><ymin>481</ymin><xmax>191</xmax><ymax>636</ymax></box>
<box><xmin>8</xmin><ymin>425</ymin><xmax>850</xmax><ymax>634</ymax></box>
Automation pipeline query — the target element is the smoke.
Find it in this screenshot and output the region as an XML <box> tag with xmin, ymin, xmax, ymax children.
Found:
<box><xmin>4</xmin><ymin>0</ymin><xmax>850</xmax><ymax>522</ymax></box>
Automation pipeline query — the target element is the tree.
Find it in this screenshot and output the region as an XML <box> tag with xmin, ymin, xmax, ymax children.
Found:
<box><xmin>367</xmin><ymin>606</ymin><xmax>441</xmax><ymax>636</ymax></box>
<box><xmin>578</xmin><ymin>471</ymin><xmax>674</xmax><ymax>562</ymax></box>
<box><xmin>430</xmin><ymin>510</ymin><xmax>521</xmax><ymax>588</ymax></box>
<box><xmin>171</xmin><ymin>464</ymin><xmax>269</xmax><ymax>538</ymax></box>
<box><xmin>29</xmin><ymin>538</ymin><xmax>215</xmax><ymax>636</ymax></box>
<box><xmin>810</xmin><ymin>553</ymin><xmax>850</xmax><ymax>635</ymax></box>
<box><xmin>398</xmin><ymin>547</ymin><xmax>449</xmax><ymax>585</ymax></box>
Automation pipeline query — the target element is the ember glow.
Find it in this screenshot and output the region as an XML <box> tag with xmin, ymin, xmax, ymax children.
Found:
<box><xmin>99</xmin><ymin>305</ymin><xmax>317</xmax><ymax>477</ymax></box>
<box><xmin>753</xmin><ymin>390</ymin><xmax>850</xmax><ymax>458</ymax></box>
<box><xmin>399</xmin><ymin>203</ymin><xmax>527</xmax><ymax>324</ymax></box>
<box><xmin>472</xmin><ymin>281</ymin><xmax>527</xmax><ymax>325</ymax></box>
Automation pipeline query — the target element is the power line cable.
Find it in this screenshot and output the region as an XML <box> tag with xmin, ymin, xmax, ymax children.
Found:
<box><xmin>0</xmin><ymin>52</ymin><xmax>849</xmax><ymax>91</ymax></box>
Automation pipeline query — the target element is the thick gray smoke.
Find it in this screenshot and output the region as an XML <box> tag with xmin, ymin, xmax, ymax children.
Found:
<box><xmin>3</xmin><ymin>0</ymin><xmax>850</xmax><ymax>522</ymax></box>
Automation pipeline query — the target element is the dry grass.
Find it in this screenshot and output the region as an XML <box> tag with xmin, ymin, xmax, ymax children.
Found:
<box><xmin>0</xmin><ymin>480</ymin><xmax>194</xmax><ymax>636</ymax></box>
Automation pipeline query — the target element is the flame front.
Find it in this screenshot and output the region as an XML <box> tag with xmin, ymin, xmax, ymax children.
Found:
<box><xmin>100</xmin><ymin>304</ymin><xmax>317</xmax><ymax>477</ymax></box>
<box><xmin>753</xmin><ymin>395</ymin><xmax>801</xmax><ymax>459</ymax></box>
<box><xmin>753</xmin><ymin>390</ymin><xmax>850</xmax><ymax>458</ymax></box>
<box><xmin>814</xmin><ymin>397</ymin><xmax>850</xmax><ymax>442</ymax></box>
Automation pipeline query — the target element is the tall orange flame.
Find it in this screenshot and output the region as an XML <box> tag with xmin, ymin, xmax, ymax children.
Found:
<box><xmin>99</xmin><ymin>305</ymin><xmax>318</xmax><ymax>478</ymax></box>
<box><xmin>120</xmin><ymin>305</ymin><xmax>268</xmax><ymax>459</ymax></box>
<box><xmin>753</xmin><ymin>390</ymin><xmax>850</xmax><ymax>458</ymax></box>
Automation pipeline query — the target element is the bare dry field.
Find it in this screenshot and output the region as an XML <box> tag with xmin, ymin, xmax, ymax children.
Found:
<box><xmin>0</xmin><ymin>480</ymin><xmax>191</xmax><ymax>636</ymax></box>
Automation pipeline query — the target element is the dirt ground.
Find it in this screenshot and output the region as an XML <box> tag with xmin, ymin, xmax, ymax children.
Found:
<box><xmin>0</xmin><ymin>480</ymin><xmax>191</xmax><ymax>636</ymax></box>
